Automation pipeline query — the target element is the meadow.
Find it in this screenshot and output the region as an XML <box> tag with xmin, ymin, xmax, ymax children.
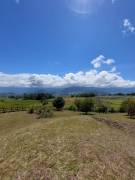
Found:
<box><xmin>0</xmin><ymin>96</ymin><xmax>135</xmax><ymax>179</ymax></box>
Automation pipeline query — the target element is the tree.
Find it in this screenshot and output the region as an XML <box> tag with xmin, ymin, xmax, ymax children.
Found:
<box><xmin>74</xmin><ymin>99</ymin><xmax>82</xmax><ymax>111</ymax></box>
<box><xmin>97</xmin><ymin>105</ymin><xmax>108</xmax><ymax>113</ymax></box>
<box><xmin>41</xmin><ymin>98</ymin><xmax>48</xmax><ymax>106</ymax></box>
<box><xmin>53</xmin><ymin>97</ymin><xmax>65</xmax><ymax>111</ymax></box>
<box><xmin>119</xmin><ymin>100</ymin><xmax>128</xmax><ymax>113</ymax></box>
<box><xmin>95</xmin><ymin>97</ymin><xmax>108</xmax><ymax>113</ymax></box>
<box><xmin>120</xmin><ymin>99</ymin><xmax>135</xmax><ymax>118</ymax></box>
<box><xmin>127</xmin><ymin>100</ymin><xmax>135</xmax><ymax>118</ymax></box>
<box><xmin>79</xmin><ymin>98</ymin><xmax>94</xmax><ymax>115</ymax></box>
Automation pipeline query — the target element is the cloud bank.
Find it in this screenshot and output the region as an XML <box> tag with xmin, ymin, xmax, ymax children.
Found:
<box><xmin>0</xmin><ymin>55</ymin><xmax>135</xmax><ymax>88</ymax></box>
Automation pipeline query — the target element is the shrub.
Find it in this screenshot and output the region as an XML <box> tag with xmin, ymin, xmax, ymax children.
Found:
<box><xmin>68</xmin><ymin>104</ymin><xmax>77</xmax><ymax>111</ymax></box>
<box><xmin>119</xmin><ymin>100</ymin><xmax>128</xmax><ymax>113</ymax></box>
<box><xmin>41</xmin><ymin>99</ymin><xmax>48</xmax><ymax>106</ymax></box>
<box><xmin>79</xmin><ymin>98</ymin><xmax>94</xmax><ymax>115</ymax></box>
<box><xmin>28</xmin><ymin>107</ymin><xmax>34</xmax><ymax>114</ymax></box>
<box><xmin>35</xmin><ymin>106</ymin><xmax>44</xmax><ymax>115</ymax></box>
<box><xmin>120</xmin><ymin>99</ymin><xmax>135</xmax><ymax>118</ymax></box>
<box><xmin>53</xmin><ymin>97</ymin><xmax>65</xmax><ymax>111</ymax></box>
<box><xmin>36</xmin><ymin>106</ymin><xmax>53</xmax><ymax>119</ymax></box>
<box><xmin>127</xmin><ymin>100</ymin><xmax>135</xmax><ymax>119</ymax></box>
<box><xmin>38</xmin><ymin>108</ymin><xmax>53</xmax><ymax>118</ymax></box>
<box><xmin>74</xmin><ymin>99</ymin><xmax>82</xmax><ymax>111</ymax></box>
<box><xmin>96</xmin><ymin>105</ymin><xmax>108</xmax><ymax>113</ymax></box>
<box><xmin>109</xmin><ymin>107</ymin><xmax>115</xmax><ymax>113</ymax></box>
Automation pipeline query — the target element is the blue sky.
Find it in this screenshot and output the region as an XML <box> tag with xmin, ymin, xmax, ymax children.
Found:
<box><xmin>0</xmin><ymin>0</ymin><xmax>135</xmax><ymax>88</ymax></box>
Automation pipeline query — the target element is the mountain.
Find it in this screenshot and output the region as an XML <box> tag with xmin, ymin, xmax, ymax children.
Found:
<box><xmin>0</xmin><ymin>86</ymin><xmax>135</xmax><ymax>96</ymax></box>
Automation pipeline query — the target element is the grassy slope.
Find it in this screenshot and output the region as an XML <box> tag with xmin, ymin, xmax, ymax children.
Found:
<box><xmin>0</xmin><ymin>112</ymin><xmax>135</xmax><ymax>179</ymax></box>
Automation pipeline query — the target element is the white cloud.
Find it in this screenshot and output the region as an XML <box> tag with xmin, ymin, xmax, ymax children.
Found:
<box><xmin>111</xmin><ymin>66</ymin><xmax>116</xmax><ymax>73</ymax></box>
<box><xmin>0</xmin><ymin>55</ymin><xmax>135</xmax><ymax>88</ymax></box>
<box><xmin>91</xmin><ymin>55</ymin><xmax>115</xmax><ymax>69</ymax></box>
<box><xmin>122</xmin><ymin>19</ymin><xmax>135</xmax><ymax>35</ymax></box>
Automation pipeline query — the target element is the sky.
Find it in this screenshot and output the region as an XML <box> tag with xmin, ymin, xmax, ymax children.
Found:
<box><xmin>0</xmin><ymin>0</ymin><xmax>135</xmax><ymax>88</ymax></box>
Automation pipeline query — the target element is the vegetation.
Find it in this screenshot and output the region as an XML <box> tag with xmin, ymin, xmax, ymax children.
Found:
<box><xmin>71</xmin><ymin>92</ymin><xmax>96</xmax><ymax>97</ymax></box>
<box><xmin>37</xmin><ymin>106</ymin><xmax>53</xmax><ymax>119</ymax></box>
<box><xmin>96</xmin><ymin>105</ymin><xmax>108</xmax><ymax>113</ymax></box>
<box><xmin>0</xmin><ymin>99</ymin><xmax>41</xmax><ymax>113</ymax></box>
<box><xmin>127</xmin><ymin>100</ymin><xmax>135</xmax><ymax>118</ymax></box>
<box><xmin>119</xmin><ymin>99</ymin><xmax>135</xmax><ymax>118</ymax></box>
<box><xmin>0</xmin><ymin>94</ymin><xmax>135</xmax><ymax>178</ymax></box>
<box><xmin>74</xmin><ymin>99</ymin><xmax>82</xmax><ymax>111</ymax></box>
<box><xmin>79</xmin><ymin>98</ymin><xmax>94</xmax><ymax>114</ymax></box>
<box><xmin>68</xmin><ymin>104</ymin><xmax>77</xmax><ymax>111</ymax></box>
<box><xmin>53</xmin><ymin>97</ymin><xmax>65</xmax><ymax>111</ymax></box>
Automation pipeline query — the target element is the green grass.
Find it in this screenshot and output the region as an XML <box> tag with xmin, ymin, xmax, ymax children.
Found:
<box><xmin>0</xmin><ymin>111</ymin><xmax>135</xmax><ymax>179</ymax></box>
<box><xmin>101</xmin><ymin>96</ymin><xmax>135</xmax><ymax>110</ymax></box>
<box><xmin>0</xmin><ymin>99</ymin><xmax>41</xmax><ymax>112</ymax></box>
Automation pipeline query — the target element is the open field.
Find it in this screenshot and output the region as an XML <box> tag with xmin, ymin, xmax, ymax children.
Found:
<box><xmin>0</xmin><ymin>99</ymin><xmax>41</xmax><ymax>113</ymax></box>
<box><xmin>0</xmin><ymin>111</ymin><xmax>135</xmax><ymax>179</ymax></box>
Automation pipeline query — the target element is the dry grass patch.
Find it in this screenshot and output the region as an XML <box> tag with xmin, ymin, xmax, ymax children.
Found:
<box><xmin>0</xmin><ymin>112</ymin><xmax>135</xmax><ymax>179</ymax></box>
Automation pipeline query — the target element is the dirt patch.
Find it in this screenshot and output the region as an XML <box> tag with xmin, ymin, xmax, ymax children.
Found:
<box><xmin>93</xmin><ymin>117</ymin><xmax>135</xmax><ymax>135</ymax></box>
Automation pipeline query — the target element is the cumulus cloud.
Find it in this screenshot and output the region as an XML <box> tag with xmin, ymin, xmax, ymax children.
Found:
<box><xmin>122</xmin><ymin>19</ymin><xmax>135</xmax><ymax>35</ymax></box>
<box><xmin>0</xmin><ymin>55</ymin><xmax>135</xmax><ymax>88</ymax></box>
<box><xmin>91</xmin><ymin>55</ymin><xmax>115</xmax><ymax>69</ymax></box>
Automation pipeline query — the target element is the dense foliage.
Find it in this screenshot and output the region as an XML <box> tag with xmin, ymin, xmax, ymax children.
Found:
<box><xmin>53</xmin><ymin>97</ymin><xmax>65</xmax><ymax>111</ymax></box>
<box><xmin>79</xmin><ymin>98</ymin><xmax>94</xmax><ymax>115</ymax></box>
<box><xmin>23</xmin><ymin>93</ymin><xmax>54</xmax><ymax>100</ymax></box>
<box><xmin>71</xmin><ymin>93</ymin><xmax>96</xmax><ymax>98</ymax></box>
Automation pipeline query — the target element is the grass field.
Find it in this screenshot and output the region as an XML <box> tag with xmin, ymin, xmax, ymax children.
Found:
<box><xmin>0</xmin><ymin>99</ymin><xmax>41</xmax><ymax>113</ymax></box>
<box><xmin>0</xmin><ymin>110</ymin><xmax>135</xmax><ymax>179</ymax></box>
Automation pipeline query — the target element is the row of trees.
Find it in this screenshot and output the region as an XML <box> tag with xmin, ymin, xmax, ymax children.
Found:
<box><xmin>28</xmin><ymin>96</ymin><xmax>135</xmax><ymax>119</ymax></box>
<box><xmin>71</xmin><ymin>98</ymin><xmax>135</xmax><ymax>118</ymax></box>
<box><xmin>120</xmin><ymin>99</ymin><xmax>135</xmax><ymax>118</ymax></box>
<box><xmin>9</xmin><ymin>93</ymin><xmax>54</xmax><ymax>100</ymax></box>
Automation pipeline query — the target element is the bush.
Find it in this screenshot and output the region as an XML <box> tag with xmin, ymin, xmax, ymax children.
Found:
<box><xmin>41</xmin><ymin>99</ymin><xmax>48</xmax><ymax>106</ymax></box>
<box><xmin>119</xmin><ymin>100</ymin><xmax>128</xmax><ymax>113</ymax></box>
<box><xmin>127</xmin><ymin>100</ymin><xmax>135</xmax><ymax>119</ymax></box>
<box><xmin>96</xmin><ymin>105</ymin><xmax>108</xmax><ymax>113</ymax></box>
<box><xmin>109</xmin><ymin>107</ymin><xmax>115</xmax><ymax>113</ymax></box>
<box><xmin>36</xmin><ymin>106</ymin><xmax>53</xmax><ymax>119</ymax></box>
<box><xmin>79</xmin><ymin>98</ymin><xmax>94</xmax><ymax>115</ymax></box>
<box><xmin>68</xmin><ymin>104</ymin><xmax>77</xmax><ymax>111</ymax></box>
<box><xmin>39</xmin><ymin>109</ymin><xmax>53</xmax><ymax>119</ymax></box>
<box><xmin>28</xmin><ymin>107</ymin><xmax>34</xmax><ymax>114</ymax></box>
<box><xmin>74</xmin><ymin>99</ymin><xmax>82</xmax><ymax>111</ymax></box>
<box><xmin>120</xmin><ymin>99</ymin><xmax>135</xmax><ymax>118</ymax></box>
<box><xmin>53</xmin><ymin>97</ymin><xmax>65</xmax><ymax>111</ymax></box>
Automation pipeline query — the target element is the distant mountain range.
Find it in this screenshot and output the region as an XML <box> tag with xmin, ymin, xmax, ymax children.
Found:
<box><xmin>0</xmin><ymin>86</ymin><xmax>135</xmax><ymax>96</ymax></box>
